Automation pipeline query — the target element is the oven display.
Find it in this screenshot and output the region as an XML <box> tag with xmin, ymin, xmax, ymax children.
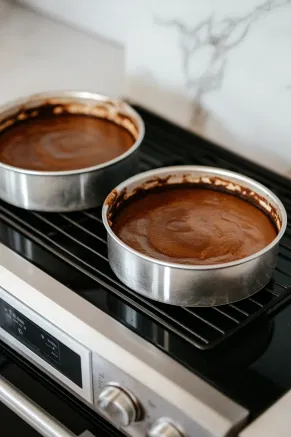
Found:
<box><xmin>0</xmin><ymin>299</ymin><xmax>82</xmax><ymax>387</ymax></box>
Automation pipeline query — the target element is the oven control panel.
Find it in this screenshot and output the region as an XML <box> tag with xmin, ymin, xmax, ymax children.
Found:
<box><xmin>0</xmin><ymin>287</ymin><xmax>198</xmax><ymax>437</ymax></box>
<box><xmin>0</xmin><ymin>299</ymin><xmax>83</xmax><ymax>387</ymax></box>
<box><xmin>0</xmin><ymin>281</ymin><xmax>247</xmax><ymax>437</ymax></box>
<box><xmin>0</xmin><ymin>287</ymin><xmax>93</xmax><ymax>404</ymax></box>
<box><xmin>97</xmin><ymin>381</ymin><xmax>183</xmax><ymax>437</ymax></box>
<box><xmin>0</xmin><ymin>285</ymin><xmax>246</xmax><ymax>437</ymax></box>
<box><xmin>91</xmin><ymin>354</ymin><xmax>199</xmax><ymax>437</ymax></box>
<box><xmin>0</xmin><ymin>290</ymin><xmax>188</xmax><ymax>436</ymax></box>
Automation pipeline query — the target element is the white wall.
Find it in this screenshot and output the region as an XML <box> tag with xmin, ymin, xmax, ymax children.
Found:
<box><xmin>18</xmin><ymin>0</ymin><xmax>129</xmax><ymax>44</ymax></box>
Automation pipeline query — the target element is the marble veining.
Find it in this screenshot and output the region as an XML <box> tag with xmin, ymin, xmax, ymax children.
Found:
<box><xmin>156</xmin><ymin>0</ymin><xmax>291</xmax><ymax>133</ymax></box>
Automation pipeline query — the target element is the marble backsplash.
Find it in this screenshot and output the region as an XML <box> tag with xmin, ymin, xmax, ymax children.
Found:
<box><xmin>126</xmin><ymin>0</ymin><xmax>291</xmax><ymax>174</ymax></box>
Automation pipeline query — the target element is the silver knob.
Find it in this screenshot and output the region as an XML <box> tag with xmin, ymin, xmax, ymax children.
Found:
<box><xmin>147</xmin><ymin>419</ymin><xmax>183</xmax><ymax>437</ymax></box>
<box><xmin>97</xmin><ymin>384</ymin><xmax>138</xmax><ymax>428</ymax></box>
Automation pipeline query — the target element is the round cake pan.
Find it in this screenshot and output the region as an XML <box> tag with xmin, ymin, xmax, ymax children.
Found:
<box><xmin>102</xmin><ymin>166</ymin><xmax>287</xmax><ymax>307</ymax></box>
<box><xmin>0</xmin><ymin>91</ymin><xmax>144</xmax><ymax>212</ymax></box>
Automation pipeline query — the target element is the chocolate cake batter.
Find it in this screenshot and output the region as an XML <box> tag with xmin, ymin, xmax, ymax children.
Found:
<box><xmin>112</xmin><ymin>186</ymin><xmax>277</xmax><ymax>265</ymax></box>
<box><xmin>0</xmin><ymin>115</ymin><xmax>134</xmax><ymax>171</ymax></box>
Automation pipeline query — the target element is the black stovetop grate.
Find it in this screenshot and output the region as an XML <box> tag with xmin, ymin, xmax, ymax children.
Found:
<box><xmin>1</xmin><ymin>106</ymin><xmax>291</xmax><ymax>350</ymax></box>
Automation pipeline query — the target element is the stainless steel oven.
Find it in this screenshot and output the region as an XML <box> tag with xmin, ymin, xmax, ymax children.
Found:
<box><xmin>1</xmin><ymin>106</ymin><xmax>291</xmax><ymax>437</ymax></box>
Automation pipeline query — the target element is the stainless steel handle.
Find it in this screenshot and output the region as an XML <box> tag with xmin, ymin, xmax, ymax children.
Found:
<box><xmin>0</xmin><ymin>375</ymin><xmax>77</xmax><ymax>437</ymax></box>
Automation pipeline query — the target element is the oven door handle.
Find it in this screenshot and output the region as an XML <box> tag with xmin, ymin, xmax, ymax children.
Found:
<box><xmin>0</xmin><ymin>375</ymin><xmax>93</xmax><ymax>437</ymax></box>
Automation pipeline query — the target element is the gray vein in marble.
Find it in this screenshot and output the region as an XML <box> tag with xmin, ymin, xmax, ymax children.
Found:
<box><xmin>156</xmin><ymin>0</ymin><xmax>291</xmax><ymax>132</ymax></box>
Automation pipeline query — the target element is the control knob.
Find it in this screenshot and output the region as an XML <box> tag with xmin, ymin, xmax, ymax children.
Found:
<box><xmin>97</xmin><ymin>384</ymin><xmax>139</xmax><ymax>428</ymax></box>
<box><xmin>147</xmin><ymin>419</ymin><xmax>183</xmax><ymax>437</ymax></box>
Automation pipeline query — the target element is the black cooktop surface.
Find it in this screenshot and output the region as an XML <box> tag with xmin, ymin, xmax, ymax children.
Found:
<box><xmin>1</xmin><ymin>106</ymin><xmax>291</xmax><ymax>422</ymax></box>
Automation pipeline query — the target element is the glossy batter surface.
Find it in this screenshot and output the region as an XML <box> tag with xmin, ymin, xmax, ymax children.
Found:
<box><xmin>0</xmin><ymin>115</ymin><xmax>134</xmax><ymax>171</ymax></box>
<box><xmin>112</xmin><ymin>187</ymin><xmax>277</xmax><ymax>265</ymax></box>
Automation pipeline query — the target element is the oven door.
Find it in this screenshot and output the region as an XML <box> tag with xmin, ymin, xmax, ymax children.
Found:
<box><xmin>0</xmin><ymin>349</ymin><xmax>119</xmax><ymax>437</ymax></box>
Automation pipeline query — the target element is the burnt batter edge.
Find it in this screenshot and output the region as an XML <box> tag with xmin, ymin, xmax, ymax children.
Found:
<box><xmin>108</xmin><ymin>182</ymin><xmax>279</xmax><ymax>266</ymax></box>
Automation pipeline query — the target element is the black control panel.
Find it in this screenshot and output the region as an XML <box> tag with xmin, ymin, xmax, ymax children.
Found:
<box><xmin>0</xmin><ymin>299</ymin><xmax>82</xmax><ymax>387</ymax></box>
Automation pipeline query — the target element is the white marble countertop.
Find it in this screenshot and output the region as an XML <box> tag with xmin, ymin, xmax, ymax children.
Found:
<box><xmin>0</xmin><ymin>0</ymin><xmax>124</xmax><ymax>104</ymax></box>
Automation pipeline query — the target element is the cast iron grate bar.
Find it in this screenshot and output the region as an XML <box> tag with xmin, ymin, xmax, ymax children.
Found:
<box><xmin>0</xmin><ymin>105</ymin><xmax>291</xmax><ymax>350</ymax></box>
